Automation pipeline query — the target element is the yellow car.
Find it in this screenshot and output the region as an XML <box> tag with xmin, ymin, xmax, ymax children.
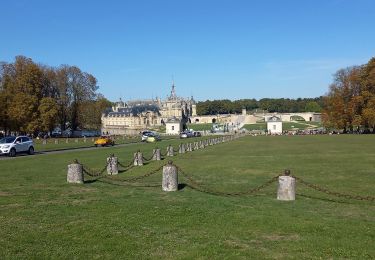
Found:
<box><xmin>94</xmin><ymin>136</ymin><xmax>115</xmax><ymax>147</ymax></box>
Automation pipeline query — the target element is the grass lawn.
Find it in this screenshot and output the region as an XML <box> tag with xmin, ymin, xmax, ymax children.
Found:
<box><xmin>188</xmin><ymin>123</ymin><xmax>213</xmax><ymax>131</ymax></box>
<box><xmin>242</xmin><ymin>123</ymin><xmax>267</xmax><ymax>131</ymax></box>
<box><xmin>33</xmin><ymin>136</ymin><xmax>140</xmax><ymax>152</ymax></box>
<box><xmin>33</xmin><ymin>135</ymin><xmax>181</xmax><ymax>152</ymax></box>
<box><xmin>243</xmin><ymin>122</ymin><xmax>323</xmax><ymax>131</ymax></box>
<box><xmin>0</xmin><ymin>135</ymin><xmax>374</xmax><ymax>258</ymax></box>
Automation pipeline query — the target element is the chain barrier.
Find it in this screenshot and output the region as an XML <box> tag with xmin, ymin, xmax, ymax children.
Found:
<box><xmin>175</xmin><ymin>164</ymin><xmax>279</xmax><ymax>196</ymax></box>
<box><xmin>118</xmin><ymin>160</ymin><xmax>134</xmax><ymax>169</ymax></box>
<box><xmin>104</xmin><ymin>164</ymin><xmax>165</xmax><ymax>183</ymax></box>
<box><xmin>142</xmin><ymin>149</ymin><xmax>157</xmax><ymax>162</ymax></box>
<box><xmin>292</xmin><ymin>175</ymin><xmax>375</xmax><ymax>202</ymax></box>
<box><xmin>81</xmin><ymin>161</ymin><xmax>109</xmax><ymax>177</ymax></box>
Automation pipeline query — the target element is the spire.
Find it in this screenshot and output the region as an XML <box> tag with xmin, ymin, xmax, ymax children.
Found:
<box><xmin>169</xmin><ymin>77</ymin><xmax>177</xmax><ymax>100</ymax></box>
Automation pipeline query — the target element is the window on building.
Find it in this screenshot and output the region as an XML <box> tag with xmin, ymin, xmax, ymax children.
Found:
<box><xmin>273</xmin><ymin>125</ymin><xmax>276</xmax><ymax>130</ymax></box>
<box><xmin>172</xmin><ymin>126</ymin><xmax>175</xmax><ymax>130</ymax></box>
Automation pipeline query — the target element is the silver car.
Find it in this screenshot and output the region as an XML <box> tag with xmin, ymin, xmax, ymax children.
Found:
<box><xmin>0</xmin><ymin>136</ymin><xmax>35</xmax><ymax>157</ymax></box>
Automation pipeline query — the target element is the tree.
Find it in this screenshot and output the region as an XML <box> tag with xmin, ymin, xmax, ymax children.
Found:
<box><xmin>304</xmin><ymin>101</ymin><xmax>322</xmax><ymax>112</ymax></box>
<box><xmin>323</xmin><ymin>57</ymin><xmax>375</xmax><ymax>132</ymax></box>
<box><xmin>2</xmin><ymin>56</ymin><xmax>44</xmax><ymax>134</ymax></box>
<box><xmin>38</xmin><ymin>97</ymin><xmax>58</xmax><ymax>132</ymax></box>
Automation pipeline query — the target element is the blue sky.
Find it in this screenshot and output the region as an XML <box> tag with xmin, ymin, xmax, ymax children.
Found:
<box><xmin>1</xmin><ymin>0</ymin><xmax>374</xmax><ymax>101</ymax></box>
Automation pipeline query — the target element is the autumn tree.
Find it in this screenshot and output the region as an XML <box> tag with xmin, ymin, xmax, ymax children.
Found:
<box><xmin>323</xmin><ymin>57</ymin><xmax>375</xmax><ymax>132</ymax></box>
<box><xmin>0</xmin><ymin>56</ymin><xmax>105</xmax><ymax>135</ymax></box>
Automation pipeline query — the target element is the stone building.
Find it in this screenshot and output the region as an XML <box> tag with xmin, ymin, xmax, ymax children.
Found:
<box><xmin>267</xmin><ymin>115</ymin><xmax>283</xmax><ymax>134</ymax></box>
<box><xmin>101</xmin><ymin>83</ymin><xmax>196</xmax><ymax>135</ymax></box>
<box><xmin>165</xmin><ymin>117</ymin><xmax>182</xmax><ymax>135</ymax></box>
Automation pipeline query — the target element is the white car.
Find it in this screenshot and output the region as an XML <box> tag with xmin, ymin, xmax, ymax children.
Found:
<box><xmin>0</xmin><ymin>136</ymin><xmax>35</xmax><ymax>157</ymax></box>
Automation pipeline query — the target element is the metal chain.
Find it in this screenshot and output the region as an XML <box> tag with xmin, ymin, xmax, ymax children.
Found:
<box><xmin>104</xmin><ymin>164</ymin><xmax>165</xmax><ymax>183</ymax></box>
<box><xmin>175</xmin><ymin>165</ymin><xmax>279</xmax><ymax>196</ymax></box>
<box><xmin>118</xmin><ymin>160</ymin><xmax>134</xmax><ymax>169</ymax></box>
<box><xmin>81</xmin><ymin>162</ymin><xmax>109</xmax><ymax>177</ymax></box>
<box><xmin>292</xmin><ymin>175</ymin><xmax>375</xmax><ymax>202</ymax></box>
<box><xmin>142</xmin><ymin>149</ymin><xmax>157</xmax><ymax>162</ymax></box>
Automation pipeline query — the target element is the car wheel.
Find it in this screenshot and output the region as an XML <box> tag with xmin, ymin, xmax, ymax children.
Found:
<box><xmin>28</xmin><ymin>146</ymin><xmax>34</xmax><ymax>155</ymax></box>
<box><xmin>9</xmin><ymin>148</ymin><xmax>16</xmax><ymax>157</ymax></box>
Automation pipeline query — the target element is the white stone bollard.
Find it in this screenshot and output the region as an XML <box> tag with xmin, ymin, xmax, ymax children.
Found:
<box><xmin>167</xmin><ymin>145</ymin><xmax>174</xmax><ymax>157</ymax></box>
<box><xmin>67</xmin><ymin>161</ymin><xmax>84</xmax><ymax>184</ymax></box>
<box><xmin>153</xmin><ymin>148</ymin><xmax>161</xmax><ymax>161</ymax></box>
<box><xmin>162</xmin><ymin>161</ymin><xmax>178</xmax><ymax>192</ymax></box>
<box><xmin>133</xmin><ymin>151</ymin><xmax>143</xmax><ymax>166</ymax></box>
<box><xmin>186</xmin><ymin>143</ymin><xmax>192</xmax><ymax>152</ymax></box>
<box><xmin>107</xmin><ymin>155</ymin><xmax>119</xmax><ymax>175</ymax></box>
<box><xmin>179</xmin><ymin>143</ymin><xmax>186</xmax><ymax>154</ymax></box>
<box><xmin>277</xmin><ymin>170</ymin><xmax>296</xmax><ymax>201</ymax></box>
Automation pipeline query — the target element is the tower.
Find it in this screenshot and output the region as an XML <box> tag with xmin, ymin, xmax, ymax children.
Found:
<box><xmin>169</xmin><ymin>81</ymin><xmax>177</xmax><ymax>100</ymax></box>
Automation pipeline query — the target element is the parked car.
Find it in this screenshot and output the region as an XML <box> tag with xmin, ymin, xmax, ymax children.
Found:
<box><xmin>180</xmin><ymin>130</ymin><xmax>194</xmax><ymax>139</ymax></box>
<box><xmin>141</xmin><ymin>131</ymin><xmax>154</xmax><ymax>141</ymax></box>
<box><xmin>0</xmin><ymin>136</ymin><xmax>35</xmax><ymax>157</ymax></box>
<box><xmin>94</xmin><ymin>136</ymin><xmax>115</xmax><ymax>147</ymax></box>
<box><xmin>145</xmin><ymin>132</ymin><xmax>161</xmax><ymax>143</ymax></box>
<box><xmin>193</xmin><ymin>131</ymin><xmax>202</xmax><ymax>137</ymax></box>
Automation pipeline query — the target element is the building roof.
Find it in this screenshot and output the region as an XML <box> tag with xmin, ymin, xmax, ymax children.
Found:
<box><xmin>166</xmin><ymin>116</ymin><xmax>181</xmax><ymax>123</ymax></box>
<box><xmin>266</xmin><ymin>115</ymin><xmax>282</xmax><ymax>122</ymax></box>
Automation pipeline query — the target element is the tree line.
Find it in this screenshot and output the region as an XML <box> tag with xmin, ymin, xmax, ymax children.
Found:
<box><xmin>196</xmin><ymin>97</ymin><xmax>323</xmax><ymax>115</ymax></box>
<box><xmin>323</xmin><ymin>57</ymin><xmax>375</xmax><ymax>132</ymax></box>
<box><xmin>0</xmin><ymin>56</ymin><xmax>112</xmax><ymax>135</ymax></box>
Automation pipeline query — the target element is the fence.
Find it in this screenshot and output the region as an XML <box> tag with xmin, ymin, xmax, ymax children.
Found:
<box><xmin>66</xmin><ymin>133</ymin><xmax>375</xmax><ymax>203</ymax></box>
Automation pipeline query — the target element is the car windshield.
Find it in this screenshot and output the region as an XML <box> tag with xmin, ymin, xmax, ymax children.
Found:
<box><xmin>0</xmin><ymin>137</ymin><xmax>16</xmax><ymax>144</ymax></box>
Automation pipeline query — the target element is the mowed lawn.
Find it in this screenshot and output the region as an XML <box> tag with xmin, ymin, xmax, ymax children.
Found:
<box><xmin>0</xmin><ymin>135</ymin><xmax>374</xmax><ymax>259</ymax></box>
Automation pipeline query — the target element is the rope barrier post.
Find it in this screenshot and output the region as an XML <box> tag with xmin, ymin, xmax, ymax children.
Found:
<box><xmin>194</xmin><ymin>141</ymin><xmax>199</xmax><ymax>150</ymax></box>
<box><xmin>187</xmin><ymin>142</ymin><xmax>192</xmax><ymax>152</ymax></box>
<box><xmin>107</xmin><ymin>154</ymin><xmax>118</xmax><ymax>175</ymax></box>
<box><xmin>133</xmin><ymin>150</ymin><xmax>143</xmax><ymax>166</ymax></box>
<box><xmin>162</xmin><ymin>161</ymin><xmax>178</xmax><ymax>192</ymax></box>
<box><xmin>167</xmin><ymin>145</ymin><xmax>174</xmax><ymax>157</ymax></box>
<box><xmin>179</xmin><ymin>143</ymin><xmax>186</xmax><ymax>154</ymax></box>
<box><xmin>277</xmin><ymin>169</ymin><xmax>295</xmax><ymax>201</ymax></box>
<box><xmin>153</xmin><ymin>148</ymin><xmax>161</xmax><ymax>161</ymax></box>
<box><xmin>54</xmin><ymin>139</ymin><xmax>58</xmax><ymax>144</ymax></box>
<box><xmin>67</xmin><ymin>159</ymin><xmax>84</xmax><ymax>184</ymax></box>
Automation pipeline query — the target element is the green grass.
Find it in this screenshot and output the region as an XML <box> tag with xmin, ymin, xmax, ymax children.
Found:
<box><xmin>243</xmin><ymin>122</ymin><xmax>323</xmax><ymax>131</ymax></box>
<box><xmin>187</xmin><ymin>123</ymin><xmax>213</xmax><ymax>131</ymax></box>
<box><xmin>33</xmin><ymin>136</ymin><xmax>140</xmax><ymax>152</ymax></box>
<box><xmin>1</xmin><ymin>135</ymin><xmax>374</xmax><ymax>258</ymax></box>
<box><xmin>242</xmin><ymin>123</ymin><xmax>267</xmax><ymax>131</ymax></box>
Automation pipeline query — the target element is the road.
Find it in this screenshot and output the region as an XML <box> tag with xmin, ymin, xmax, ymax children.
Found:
<box><xmin>0</xmin><ymin>141</ymin><xmax>145</xmax><ymax>161</ymax></box>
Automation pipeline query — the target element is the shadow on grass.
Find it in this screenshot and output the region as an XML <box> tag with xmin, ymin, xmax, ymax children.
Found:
<box><xmin>178</xmin><ymin>183</ymin><xmax>187</xmax><ymax>190</ymax></box>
